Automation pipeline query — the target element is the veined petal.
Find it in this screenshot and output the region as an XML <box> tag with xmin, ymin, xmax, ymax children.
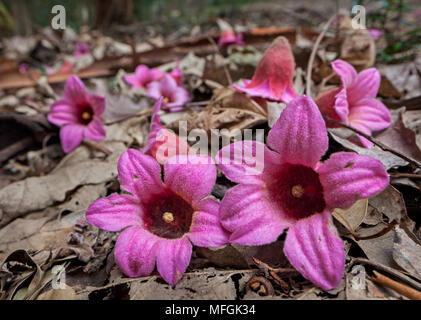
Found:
<box><xmin>348</xmin><ymin>98</ymin><xmax>391</xmax><ymax>131</ymax></box>
<box><xmin>188</xmin><ymin>198</ymin><xmax>229</xmax><ymax>247</ymax></box>
<box><xmin>164</xmin><ymin>154</ymin><xmax>216</xmax><ymax>206</ymax></box>
<box><xmin>156</xmin><ymin>236</ymin><xmax>192</xmax><ymax>285</ymax></box>
<box><xmin>63</xmin><ymin>75</ymin><xmax>88</xmax><ymax>105</ymax></box>
<box><xmin>48</xmin><ymin>100</ymin><xmax>78</xmax><ymax>126</ymax></box>
<box><xmin>84</xmin><ymin>117</ymin><xmax>106</xmax><ymax>141</ymax></box>
<box><xmin>284</xmin><ymin>210</ymin><xmax>345</xmax><ymax>290</ymax></box>
<box><xmin>220</xmin><ymin>184</ymin><xmax>287</xmax><ymax>245</ymax></box>
<box><xmin>60</xmin><ymin>124</ymin><xmax>84</xmax><ymax>153</ymax></box>
<box><xmin>332</xmin><ymin>59</ymin><xmax>357</xmax><ymax>88</ymax></box>
<box><xmin>347</xmin><ymin>68</ymin><xmax>381</xmax><ymax>105</ymax></box>
<box><xmin>268</xmin><ymin>95</ymin><xmax>328</xmax><ymax>167</ymax></box>
<box><xmin>117</xmin><ymin>149</ymin><xmax>164</xmax><ymax>199</ymax></box>
<box><xmin>114</xmin><ymin>226</ymin><xmax>160</xmax><ymax>278</ymax></box>
<box><xmin>86</xmin><ymin>193</ymin><xmax>142</xmax><ymax>232</ymax></box>
<box><xmin>318</xmin><ymin>152</ymin><xmax>389</xmax><ymax>209</ymax></box>
<box><xmin>334</xmin><ymin>88</ymin><xmax>349</xmax><ymax>124</ymax></box>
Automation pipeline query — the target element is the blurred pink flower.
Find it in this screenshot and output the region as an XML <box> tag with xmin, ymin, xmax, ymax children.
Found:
<box><xmin>18</xmin><ymin>63</ymin><xmax>29</xmax><ymax>74</ymax></box>
<box><xmin>48</xmin><ymin>75</ymin><xmax>106</xmax><ymax>153</ymax></box>
<box><xmin>147</xmin><ymin>74</ymin><xmax>189</xmax><ymax>112</ymax></box>
<box><xmin>169</xmin><ymin>59</ymin><xmax>183</xmax><ymax>86</ymax></box>
<box><xmin>73</xmin><ymin>42</ymin><xmax>90</xmax><ymax>57</ymax></box>
<box><xmin>316</xmin><ymin>59</ymin><xmax>391</xmax><ymax>148</ymax></box>
<box><xmin>234</xmin><ymin>37</ymin><xmax>297</xmax><ymax>103</ymax></box>
<box><xmin>142</xmin><ymin>98</ymin><xmax>191</xmax><ymax>164</ymax></box>
<box><xmin>218</xmin><ymin>30</ymin><xmax>244</xmax><ymax>47</ymax></box>
<box><xmin>124</xmin><ymin>65</ymin><xmax>165</xmax><ymax>90</ymax></box>
<box><xmin>86</xmin><ymin>151</ymin><xmax>228</xmax><ymax>285</ymax></box>
<box><xmin>217</xmin><ymin>95</ymin><xmax>389</xmax><ymax>290</ymax></box>
<box><xmin>368</xmin><ymin>29</ymin><xmax>384</xmax><ymax>41</ymax></box>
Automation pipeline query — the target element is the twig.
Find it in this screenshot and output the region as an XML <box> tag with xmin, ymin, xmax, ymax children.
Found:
<box><xmin>207</xmin><ymin>36</ymin><xmax>233</xmax><ymax>86</ymax></box>
<box><xmin>390</xmin><ymin>173</ymin><xmax>421</xmax><ymax>179</ymax></box>
<box><xmin>371</xmin><ymin>270</ymin><xmax>421</xmax><ymax>300</ymax></box>
<box><xmin>306</xmin><ymin>15</ymin><xmax>337</xmax><ymax>97</ymax></box>
<box><xmin>0</xmin><ymin>137</ymin><xmax>34</xmax><ymax>163</ymax></box>
<box><xmin>83</xmin><ymin>140</ymin><xmax>112</xmax><ymax>155</ymax></box>
<box><xmin>324</xmin><ymin>115</ymin><xmax>421</xmax><ymax>170</ymax></box>
<box><xmin>105</xmin><ymin>107</ymin><xmax>153</xmax><ymax>125</ymax></box>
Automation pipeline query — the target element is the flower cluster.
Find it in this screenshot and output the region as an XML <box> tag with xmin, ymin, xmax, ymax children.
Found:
<box><xmin>124</xmin><ymin>63</ymin><xmax>189</xmax><ymax>112</ymax></box>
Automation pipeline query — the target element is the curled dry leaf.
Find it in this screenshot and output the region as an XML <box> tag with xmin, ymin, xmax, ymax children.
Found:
<box><xmin>333</xmin><ymin>199</ymin><xmax>368</xmax><ymax>232</ymax></box>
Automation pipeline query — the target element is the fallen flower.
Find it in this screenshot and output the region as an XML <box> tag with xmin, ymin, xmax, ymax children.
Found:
<box><xmin>169</xmin><ymin>59</ymin><xmax>183</xmax><ymax>86</ymax></box>
<box><xmin>233</xmin><ymin>36</ymin><xmax>297</xmax><ymax>103</ymax></box>
<box><xmin>86</xmin><ymin>151</ymin><xmax>228</xmax><ymax>285</ymax></box>
<box><xmin>142</xmin><ymin>97</ymin><xmax>191</xmax><ymax>164</ymax></box>
<box><xmin>73</xmin><ymin>42</ymin><xmax>90</xmax><ymax>57</ymax></box>
<box><xmin>368</xmin><ymin>29</ymin><xmax>384</xmax><ymax>41</ymax></box>
<box><xmin>48</xmin><ymin>75</ymin><xmax>106</xmax><ymax>153</ymax></box>
<box><xmin>217</xmin><ymin>19</ymin><xmax>244</xmax><ymax>47</ymax></box>
<box><xmin>217</xmin><ymin>95</ymin><xmax>389</xmax><ymax>290</ymax></box>
<box><xmin>124</xmin><ymin>64</ymin><xmax>165</xmax><ymax>90</ymax></box>
<box><xmin>147</xmin><ymin>74</ymin><xmax>189</xmax><ymax>112</ymax></box>
<box><xmin>316</xmin><ymin>59</ymin><xmax>391</xmax><ymax>148</ymax></box>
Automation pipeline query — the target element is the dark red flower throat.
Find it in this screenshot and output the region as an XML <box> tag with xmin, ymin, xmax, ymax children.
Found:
<box><xmin>143</xmin><ymin>190</ymin><xmax>194</xmax><ymax>239</ymax></box>
<box><xmin>77</xmin><ymin>103</ymin><xmax>94</xmax><ymax>125</ymax></box>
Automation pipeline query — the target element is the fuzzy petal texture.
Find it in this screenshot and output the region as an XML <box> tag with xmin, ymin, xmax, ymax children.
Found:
<box><xmin>318</xmin><ymin>152</ymin><xmax>389</xmax><ymax>209</ymax></box>
<box><xmin>63</xmin><ymin>75</ymin><xmax>88</xmax><ymax>105</ymax></box>
<box><xmin>284</xmin><ymin>211</ymin><xmax>345</xmax><ymax>290</ymax></box>
<box><xmin>188</xmin><ymin>198</ymin><xmax>229</xmax><ymax>247</ymax></box>
<box><xmin>48</xmin><ymin>100</ymin><xmax>78</xmax><ymax>126</ymax></box>
<box><xmin>333</xmin><ymin>88</ymin><xmax>349</xmax><ymax>124</ymax></box>
<box><xmin>84</xmin><ymin>117</ymin><xmax>106</xmax><ymax>141</ymax></box>
<box><xmin>348</xmin><ymin>98</ymin><xmax>391</xmax><ymax>131</ymax></box>
<box><xmin>347</xmin><ymin>68</ymin><xmax>380</xmax><ymax>105</ymax></box>
<box><xmin>268</xmin><ymin>95</ymin><xmax>328</xmax><ymax>167</ymax></box>
<box><xmin>86</xmin><ymin>193</ymin><xmax>142</xmax><ymax>232</ymax></box>
<box><xmin>60</xmin><ymin>124</ymin><xmax>84</xmax><ymax>153</ymax></box>
<box><xmin>155</xmin><ymin>236</ymin><xmax>192</xmax><ymax>285</ymax></box>
<box><xmin>117</xmin><ymin>149</ymin><xmax>164</xmax><ymax>199</ymax></box>
<box><xmin>220</xmin><ymin>184</ymin><xmax>287</xmax><ymax>245</ymax></box>
<box><xmin>216</xmin><ymin>140</ymin><xmax>281</xmax><ymax>185</ymax></box>
<box><xmin>114</xmin><ymin>226</ymin><xmax>160</xmax><ymax>278</ymax></box>
<box><xmin>164</xmin><ymin>154</ymin><xmax>216</xmax><ymax>206</ymax></box>
<box><xmin>332</xmin><ymin>59</ymin><xmax>357</xmax><ymax>87</ymax></box>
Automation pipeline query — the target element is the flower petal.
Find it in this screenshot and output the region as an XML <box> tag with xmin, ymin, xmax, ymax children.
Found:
<box><xmin>332</xmin><ymin>59</ymin><xmax>357</xmax><ymax>87</ymax></box>
<box><xmin>220</xmin><ymin>184</ymin><xmax>287</xmax><ymax>245</ymax></box>
<box><xmin>48</xmin><ymin>100</ymin><xmax>78</xmax><ymax>126</ymax></box>
<box><xmin>155</xmin><ymin>236</ymin><xmax>192</xmax><ymax>285</ymax></box>
<box><xmin>114</xmin><ymin>226</ymin><xmax>160</xmax><ymax>278</ymax></box>
<box><xmin>188</xmin><ymin>198</ymin><xmax>229</xmax><ymax>247</ymax></box>
<box><xmin>124</xmin><ymin>75</ymin><xmax>142</xmax><ymax>89</ymax></box>
<box><xmin>318</xmin><ymin>152</ymin><xmax>389</xmax><ymax>209</ymax></box>
<box><xmin>63</xmin><ymin>75</ymin><xmax>88</xmax><ymax>105</ymax></box>
<box><xmin>347</xmin><ymin>68</ymin><xmax>381</xmax><ymax>104</ymax></box>
<box><xmin>117</xmin><ymin>149</ymin><xmax>164</xmax><ymax>199</ymax></box>
<box><xmin>283</xmin><ymin>211</ymin><xmax>345</xmax><ymax>290</ymax></box>
<box><xmin>84</xmin><ymin>117</ymin><xmax>106</xmax><ymax>141</ymax></box>
<box><xmin>334</xmin><ymin>87</ymin><xmax>349</xmax><ymax>124</ymax></box>
<box><xmin>216</xmin><ymin>140</ymin><xmax>281</xmax><ymax>185</ymax></box>
<box><xmin>86</xmin><ymin>193</ymin><xmax>142</xmax><ymax>231</ymax></box>
<box><xmin>349</xmin><ymin>122</ymin><xmax>374</xmax><ymax>148</ymax></box>
<box><xmin>88</xmin><ymin>93</ymin><xmax>106</xmax><ymax>115</ymax></box>
<box><xmin>164</xmin><ymin>154</ymin><xmax>216</xmax><ymax>206</ymax></box>
<box><xmin>147</xmin><ymin>81</ymin><xmax>162</xmax><ymax>100</ymax></box>
<box><xmin>60</xmin><ymin>124</ymin><xmax>84</xmax><ymax>153</ymax></box>
<box><xmin>349</xmin><ymin>98</ymin><xmax>391</xmax><ymax>131</ymax></box>
<box><xmin>268</xmin><ymin>95</ymin><xmax>328</xmax><ymax>167</ymax></box>
<box><xmin>315</xmin><ymin>87</ymin><xmax>343</xmax><ymax>124</ymax></box>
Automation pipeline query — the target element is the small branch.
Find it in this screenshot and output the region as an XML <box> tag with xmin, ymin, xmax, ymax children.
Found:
<box><xmin>390</xmin><ymin>173</ymin><xmax>421</xmax><ymax>179</ymax></box>
<box><xmin>306</xmin><ymin>15</ymin><xmax>337</xmax><ymax>97</ymax></box>
<box><xmin>105</xmin><ymin>107</ymin><xmax>153</xmax><ymax>125</ymax></box>
<box><xmin>371</xmin><ymin>270</ymin><xmax>421</xmax><ymax>300</ymax></box>
<box><xmin>324</xmin><ymin>115</ymin><xmax>421</xmax><ymax>170</ymax></box>
<box><xmin>207</xmin><ymin>36</ymin><xmax>233</xmax><ymax>86</ymax></box>
<box><xmin>83</xmin><ymin>140</ymin><xmax>112</xmax><ymax>155</ymax></box>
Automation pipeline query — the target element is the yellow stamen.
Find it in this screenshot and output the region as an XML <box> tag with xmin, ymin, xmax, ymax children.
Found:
<box><xmin>291</xmin><ymin>184</ymin><xmax>304</xmax><ymax>198</ymax></box>
<box><xmin>82</xmin><ymin>111</ymin><xmax>91</xmax><ymax>120</ymax></box>
<box><xmin>163</xmin><ymin>97</ymin><xmax>170</xmax><ymax>103</ymax></box>
<box><xmin>162</xmin><ymin>212</ymin><xmax>174</xmax><ymax>223</ymax></box>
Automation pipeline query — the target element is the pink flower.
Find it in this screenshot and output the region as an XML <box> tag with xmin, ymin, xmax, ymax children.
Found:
<box><xmin>48</xmin><ymin>75</ymin><xmax>106</xmax><ymax>153</ymax></box>
<box><xmin>86</xmin><ymin>151</ymin><xmax>228</xmax><ymax>285</ymax></box>
<box><xmin>142</xmin><ymin>98</ymin><xmax>191</xmax><ymax>164</ymax></box>
<box><xmin>368</xmin><ymin>29</ymin><xmax>384</xmax><ymax>41</ymax></box>
<box><xmin>316</xmin><ymin>59</ymin><xmax>391</xmax><ymax>148</ymax></box>
<box><xmin>73</xmin><ymin>42</ymin><xmax>90</xmax><ymax>57</ymax></box>
<box><xmin>217</xmin><ymin>95</ymin><xmax>389</xmax><ymax>290</ymax></box>
<box><xmin>19</xmin><ymin>63</ymin><xmax>29</xmax><ymax>74</ymax></box>
<box><xmin>218</xmin><ymin>30</ymin><xmax>244</xmax><ymax>47</ymax></box>
<box><xmin>147</xmin><ymin>74</ymin><xmax>189</xmax><ymax>112</ymax></box>
<box><xmin>169</xmin><ymin>59</ymin><xmax>183</xmax><ymax>86</ymax></box>
<box><xmin>124</xmin><ymin>65</ymin><xmax>165</xmax><ymax>90</ymax></box>
<box><xmin>233</xmin><ymin>37</ymin><xmax>297</xmax><ymax>103</ymax></box>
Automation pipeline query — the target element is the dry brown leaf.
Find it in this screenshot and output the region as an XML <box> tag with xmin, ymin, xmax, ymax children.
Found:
<box><xmin>333</xmin><ymin>199</ymin><xmax>368</xmax><ymax>232</ymax></box>
<box><xmin>393</xmin><ymin>227</ymin><xmax>421</xmax><ymax>280</ymax></box>
<box><xmin>37</xmin><ymin>284</ymin><xmax>77</xmax><ymax>300</ymax></box>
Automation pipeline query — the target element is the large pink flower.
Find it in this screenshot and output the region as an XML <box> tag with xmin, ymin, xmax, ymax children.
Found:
<box><xmin>316</xmin><ymin>59</ymin><xmax>391</xmax><ymax>148</ymax></box>
<box><xmin>124</xmin><ymin>65</ymin><xmax>165</xmax><ymax>90</ymax></box>
<box><xmin>86</xmin><ymin>151</ymin><xmax>228</xmax><ymax>285</ymax></box>
<box><xmin>147</xmin><ymin>74</ymin><xmax>189</xmax><ymax>112</ymax></box>
<box><xmin>217</xmin><ymin>95</ymin><xmax>389</xmax><ymax>290</ymax></box>
<box><xmin>142</xmin><ymin>98</ymin><xmax>191</xmax><ymax>164</ymax></box>
<box><xmin>233</xmin><ymin>36</ymin><xmax>297</xmax><ymax>103</ymax></box>
<box><xmin>48</xmin><ymin>75</ymin><xmax>106</xmax><ymax>153</ymax></box>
